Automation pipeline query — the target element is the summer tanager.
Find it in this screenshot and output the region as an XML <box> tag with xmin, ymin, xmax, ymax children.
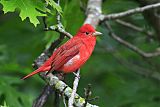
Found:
<box><xmin>22</xmin><ymin>24</ymin><xmax>102</xmax><ymax>80</ymax></box>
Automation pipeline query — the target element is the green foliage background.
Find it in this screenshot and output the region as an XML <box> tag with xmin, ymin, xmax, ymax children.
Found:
<box><xmin>0</xmin><ymin>0</ymin><xmax>160</xmax><ymax>107</ymax></box>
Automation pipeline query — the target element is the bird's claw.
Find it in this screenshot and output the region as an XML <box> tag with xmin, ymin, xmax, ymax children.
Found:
<box><xmin>73</xmin><ymin>72</ymin><xmax>80</xmax><ymax>79</ymax></box>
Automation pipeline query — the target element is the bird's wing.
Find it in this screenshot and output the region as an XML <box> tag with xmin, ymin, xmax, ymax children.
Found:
<box><xmin>49</xmin><ymin>38</ymin><xmax>84</xmax><ymax>71</ymax></box>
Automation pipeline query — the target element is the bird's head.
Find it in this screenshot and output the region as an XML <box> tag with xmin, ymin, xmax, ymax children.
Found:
<box><xmin>76</xmin><ymin>24</ymin><xmax>102</xmax><ymax>37</ymax></box>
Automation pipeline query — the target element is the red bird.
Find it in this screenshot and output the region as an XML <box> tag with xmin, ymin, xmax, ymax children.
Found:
<box><xmin>22</xmin><ymin>24</ymin><xmax>102</xmax><ymax>80</ymax></box>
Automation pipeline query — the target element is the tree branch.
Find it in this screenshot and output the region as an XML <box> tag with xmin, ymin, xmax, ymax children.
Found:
<box><xmin>111</xmin><ymin>51</ymin><xmax>160</xmax><ymax>81</ymax></box>
<box><xmin>136</xmin><ymin>0</ymin><xmax>160</xmax><ymax>41</ymax></box>
<box><xmin>40</xmin><ymin>72</ymin><xmax>98</xmax><ymax>107</ymax></box>
<box><xmin>104</xmin><ymin>22</ymin><xmax>160</xmax><ymax>58</ymax></box>
<box><xmin>68</xmin><ymin>69</ymin><xmax>80</xmax><ymax>107</ymax></box>
<box><xmin>115</xmin><ymin>19</ymin><xmax>154</xmax><ymax>38</ymax></box>
<box><xmin>100</xmin><ymin>2</ymin><xmax>160</xmax><ymax>21</ymax></box>
<box><xmin>84</xmin><ymin>0</ymin><xmax>102</xmax><ymax>27</ymax></box>
<box><xmin>45</xmin><ymin>24</ymin><xmax>73</xmax><ymax>39</ymax></box>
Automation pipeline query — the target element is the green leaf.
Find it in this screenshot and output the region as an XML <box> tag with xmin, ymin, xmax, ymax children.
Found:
<box><xmin>45</xmin><ymin>0</ymin><xmax>62</xmax><ymax>14</ymax></box>
<box><xmin>0</xmin><ymin>76</ymin><xmax>33</xmax><ymax>107</ymax></box>
<box><xmin>0</xmin><ymin>0</ymin><xmax>46</xmax><ymax>26</ymax></box>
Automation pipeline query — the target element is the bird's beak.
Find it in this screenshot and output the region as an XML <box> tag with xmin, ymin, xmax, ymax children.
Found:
<box><xmin>93</xmin><ymin>31</ymin><xmax>102</xmax><ymax>36</ymax></box>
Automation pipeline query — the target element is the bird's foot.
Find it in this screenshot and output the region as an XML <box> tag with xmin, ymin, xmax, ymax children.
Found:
<box><xmin>45</xmin><ymin>71</ymin><xmax>50</xmax><ymax>76</ymax></box>
<box><xmin>73</xmin><ymin>72</ymin><xmax>80</xmax><ymax>79</ymax></box>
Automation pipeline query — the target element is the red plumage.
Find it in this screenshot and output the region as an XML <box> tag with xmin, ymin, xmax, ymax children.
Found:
<box><xmin>22</xmin><ymin>24</ymin><xmax>102</xmax><ymax>80</ymax></box>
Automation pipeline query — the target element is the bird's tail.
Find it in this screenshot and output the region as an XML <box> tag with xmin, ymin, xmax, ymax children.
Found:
<box><xmin>21</xmin><ymin>68</ymin><xmax>42</xmax><ymax>80</ymax></box>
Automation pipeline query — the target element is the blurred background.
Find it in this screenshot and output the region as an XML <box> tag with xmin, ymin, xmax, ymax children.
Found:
<box><xmin>0</xmin><ymin>0</ymin><xmax>160</xmax><ymax>107</ymax></box>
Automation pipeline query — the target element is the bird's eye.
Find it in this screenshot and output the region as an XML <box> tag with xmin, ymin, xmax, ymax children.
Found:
<box><xmin>85</xmin><ymin>32</ymin><xmax>89</xmax><ymax>35</ymax></box>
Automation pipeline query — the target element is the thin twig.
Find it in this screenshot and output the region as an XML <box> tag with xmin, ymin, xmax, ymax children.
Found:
<box><xmin>45</xmin><ymin>25</ymin><xmax>73</xmax><ymax>38</ymax></box>
<box><xmin>109</xmin><ymin>50</ymin><xmax>160</xmax><ymax>81</ymax></box>
<box><xmin>56</xmin><ymin>0</ymin><xmax>61</xmax><ymax>25</ymax></box>
<box><xmin>104</xmin><ymin>22</ymin><xmax>160</xmax><ymax>58</ymax></box>
<box><xmin>86</xmin><ymin>97</ymin><xmax>99</xmax><ymax>102</ymax></box>
<box><xmin>44</xmin><ymin>0</ymin><xmax>72</xmax><ymax>39</ymax></box>
<box><xmin>84</xmin><ymin>84</ymin><xmax>99</xmax><ymax>107</ymax></box>
<box><xmin>100</xmin><ymin>2</ymin><xmax>160</xmax><ymax>21</ymax></box>
<box><xmin>115</xmin><ymin>19</ymin><xmax>154</xmax><ymax>38</ymax></box>
<box><xmin>84</xmin><ymin>84</ymin><xmax>92</xmax><ymax>107</ymax></box>
<box><xmin>68</xmin><ymin>69</ymin><xmax>80</xmax><ymax>107</ymax></box>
